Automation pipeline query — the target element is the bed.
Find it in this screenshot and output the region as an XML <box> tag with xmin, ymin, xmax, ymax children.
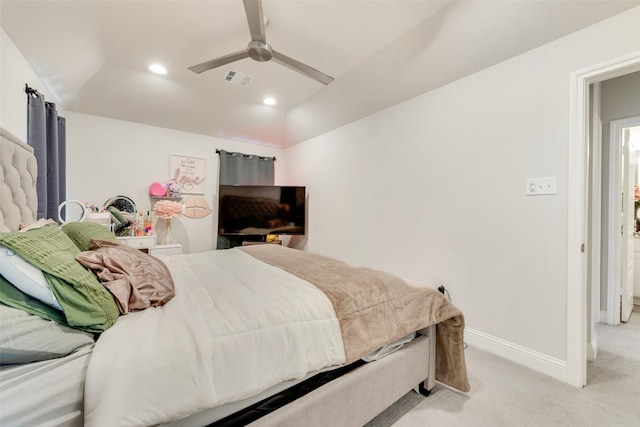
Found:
<box><xmin>0</xmin><ymin>127</ymin><xmax>469</xmax><ymax>427</ymax></box>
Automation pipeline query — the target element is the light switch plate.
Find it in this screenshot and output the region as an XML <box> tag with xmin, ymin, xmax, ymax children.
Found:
<box><xmin>526</xmin><ymin>177</ymin><xmax>557</xmax><ymax>196</ymax></box>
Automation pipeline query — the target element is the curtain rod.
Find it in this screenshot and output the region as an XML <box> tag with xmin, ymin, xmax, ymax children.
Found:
<box><xmin>24</xmin><ymin>83</ymin><xmax>41</xmax><ymax>97</ymax></box>
<box><xmin>216</xmin><ymin>149</ymin><xmax>276</xmax><ymax>161</ymax></box>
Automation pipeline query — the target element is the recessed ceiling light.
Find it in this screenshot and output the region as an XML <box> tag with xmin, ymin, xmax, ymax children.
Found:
<box><xmin>149</xmin><ymin>64</ymin><xmax>167</xmax><ymax>75</ymax></box>
<box><xmin>263</xmin><ymin>97</ymin><xmax>276</xmax><ymax>106</ymax></box>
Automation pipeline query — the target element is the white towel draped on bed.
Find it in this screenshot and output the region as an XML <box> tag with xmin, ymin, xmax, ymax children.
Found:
<box><xmin>84</xmin><ymin>249</ymin><xmax>345</xmax><ymax>427</ymax></box>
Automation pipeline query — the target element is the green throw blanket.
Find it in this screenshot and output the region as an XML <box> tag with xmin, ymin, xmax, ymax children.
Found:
<box><xmin>0</xmin><ymin>225</ymin><xmax>119</xmax><ymax>332</ymax></box>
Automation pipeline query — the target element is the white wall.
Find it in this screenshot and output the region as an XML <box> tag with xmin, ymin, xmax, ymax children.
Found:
<box><xmin>65</xmin><ymin>113</ymin><xmax>284</xmax><ymax>253</ymax></box>
<box><xmin>283</xmin><ymin>6</ymin><xmax>640</xmax><ymax>371</ymax></box>
<box><xmin>601</xmin><ymin>71</ymin><xmax>640</xmax><ymax>121</ymax></box>
<box><xmin>0</xmin><ymin>27</ymin><xmax>57</xmax><ymax>139</ymax></box>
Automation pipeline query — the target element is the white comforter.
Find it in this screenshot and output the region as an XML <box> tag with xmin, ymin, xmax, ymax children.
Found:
<box><xmin>84</xmin><ymin>249</ymin><xmax>346</xmax><ymax>427</ymax></box>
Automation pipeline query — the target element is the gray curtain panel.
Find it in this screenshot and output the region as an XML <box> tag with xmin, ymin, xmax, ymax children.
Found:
<box><xmin>57</xmin><ymin>116</ymin><xmax>67</xmax><ymax>205</ymax></box>
<box><xmin>27</xmin><ymin>91</ymin><xmax>66</xmax><ymax>221</ymax></box>
<box><xmin>218</xmin><ymin>150</ymin><xmax>275</xmax><ymax>185</ymax></box>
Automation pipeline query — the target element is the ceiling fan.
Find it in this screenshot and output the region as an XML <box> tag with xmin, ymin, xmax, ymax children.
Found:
<box><xmin>188</xmin><ymin>0</ymin><xmax>334</xmax><ymax>85</ymax></box>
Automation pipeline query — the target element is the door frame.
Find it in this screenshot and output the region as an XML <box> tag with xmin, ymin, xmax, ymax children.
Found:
<box><xmin>567</xmin><ymin>51</ymin><xmax>640</xmax><ymax>388</ymax></box>
<box><xmin>588</xmin><ymin>82</ymin><xmax>602</xmax><ymax>361</ymax></box>
<box><xmin>607</xmin><ymin>116</ymin><xmax>640</xmax><ymax>325</ymax></box>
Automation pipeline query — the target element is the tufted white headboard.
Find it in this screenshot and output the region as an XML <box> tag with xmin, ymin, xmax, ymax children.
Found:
<box><xmin>0</xmin><ymin>128</ymin><xmax>38</xmax><ymax>232</ymax></box>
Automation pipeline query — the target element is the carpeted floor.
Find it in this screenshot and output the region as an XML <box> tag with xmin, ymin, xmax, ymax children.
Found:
<box><xmin>367</xmin><ymin>308</ymin><xmax>640</xmax><ymax>427</ymax></box>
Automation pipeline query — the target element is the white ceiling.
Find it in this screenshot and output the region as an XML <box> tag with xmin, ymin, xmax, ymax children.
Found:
<box><xmin>2</xmin><ymin>0</ymin><xmax>638</xmax><ymax>147</ymax></box>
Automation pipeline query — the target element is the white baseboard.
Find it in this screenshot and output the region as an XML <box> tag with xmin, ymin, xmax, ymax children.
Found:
<box><xmin>465</xmin><ymin>328</ymin><xmax>567</xmax><ymax>383</ymax></box>
<box><xmin>634</xmin><ymin>296</ymin><xmax>640</xmax><ymax>306</ymax></box>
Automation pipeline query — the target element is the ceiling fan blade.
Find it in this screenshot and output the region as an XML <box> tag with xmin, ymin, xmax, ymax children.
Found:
<box><xmin>243</xmin><ymin>0</ymin><xmax>266</xmax><ymax>43</ymax></box>
<box><xmin>188</xmin><ymin>50</ymin><xmax>250</xmax><ymax>74</ymax></box>
<box><xmin>272</xmin><ymin>50</ymin><xmax>334</xmax><ymax>85</ymax></box>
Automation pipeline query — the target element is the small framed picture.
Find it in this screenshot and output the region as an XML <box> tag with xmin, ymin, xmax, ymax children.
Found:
<box><xmin>170</xmin><ymin>155</ymin><xmax>206</xmax><ymax>194</ymax></box>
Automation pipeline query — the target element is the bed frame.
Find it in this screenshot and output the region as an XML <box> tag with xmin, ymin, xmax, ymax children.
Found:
<box><xmin>0</xmin><ymin>128</ymin><xmax>38</xmax><ymax>233</ymax></box>
<box><xmin>0</xmin><ymin>126</ymin><xmax>436</xmax><ymax>426</ymax></box>
<box><xmin>246</xmin><ymin>330</ymin><xmax>435</xmax><ymax>427</ymax></box>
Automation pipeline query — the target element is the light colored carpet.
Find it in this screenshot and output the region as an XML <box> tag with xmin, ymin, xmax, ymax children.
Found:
<box><xmin>367</xmin><ymin>308</ymin><xmax>640</xmax><ymax>427</ymax></box>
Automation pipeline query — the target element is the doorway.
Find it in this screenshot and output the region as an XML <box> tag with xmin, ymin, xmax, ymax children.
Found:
<box><xmin>604</xmin><ymin>119</ymin><xmax>640</xmax><ymax>326</ymax></box>
<box><xmin>567</xmin><ymin>52</ymin><xmax>640</xmax><ymax>388</ymax></box>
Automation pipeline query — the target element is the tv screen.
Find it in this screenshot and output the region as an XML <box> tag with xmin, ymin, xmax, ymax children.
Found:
<box><xmin>218</xmin><ymin>185</ymin><xmax>306</xmax><ymax>236</ymax></box>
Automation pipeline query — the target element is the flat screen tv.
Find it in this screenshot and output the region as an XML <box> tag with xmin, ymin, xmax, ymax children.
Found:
<box><xmin>218</xmin><ymin>185</ymin><xmax>306</xmax><ymax>236</ymax></box>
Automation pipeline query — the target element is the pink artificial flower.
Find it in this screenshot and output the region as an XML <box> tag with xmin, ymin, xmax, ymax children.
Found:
<box><xmin>153</xmin><ymin>200</ymin><xmax>183</xmax><ymax>219</ymax></box>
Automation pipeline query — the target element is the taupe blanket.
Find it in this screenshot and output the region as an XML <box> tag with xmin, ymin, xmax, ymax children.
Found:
<box><xmin>239</xmin><ymin>245</ymin><xmax>470</xmax><ymax>393</ymax></box>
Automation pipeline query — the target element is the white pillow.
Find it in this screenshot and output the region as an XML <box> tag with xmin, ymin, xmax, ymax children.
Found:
<box><xmin>0</xmin><ymin>245</ymin><xmax>62</xmax><ymax>310</ymax></box>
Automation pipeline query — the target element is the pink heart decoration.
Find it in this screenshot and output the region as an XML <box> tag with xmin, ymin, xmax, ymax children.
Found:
<box><xmin>149</xmin><ymin>182</ymin><xmax>167</xmax><ymax>197</ymax></box>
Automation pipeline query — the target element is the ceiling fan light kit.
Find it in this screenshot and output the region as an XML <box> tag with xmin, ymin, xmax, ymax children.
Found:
<box><xmin>188</xmin><ymin>0</ymin><xmax>334</xmax><ymax>85</ymax></box>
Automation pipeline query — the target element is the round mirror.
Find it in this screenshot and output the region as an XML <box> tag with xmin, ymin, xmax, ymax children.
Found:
<box><xmin>58</xmin><ymin>200</ymin><xmax>87</xmax><ymax>224</ymax></box>
<box><xmin>104</xmin><ymin>195</ymin><xmax>136</xmax><ymax>214</ymax></box>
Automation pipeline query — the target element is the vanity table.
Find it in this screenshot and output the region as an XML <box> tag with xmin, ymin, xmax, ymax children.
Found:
<box><xmin>149</xmin><ymin>243</ymin><xmax>183</xmax><ymax>256</ymax></box>
<box><xmin>116</xmin><ymin>235</ymin><xmax>183</xmax><ymax>255</ymax></box>
<box><xmin>117</xmin><ymin>235</ymin><xmax>156</xmax><ymax>251</ymax></box>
